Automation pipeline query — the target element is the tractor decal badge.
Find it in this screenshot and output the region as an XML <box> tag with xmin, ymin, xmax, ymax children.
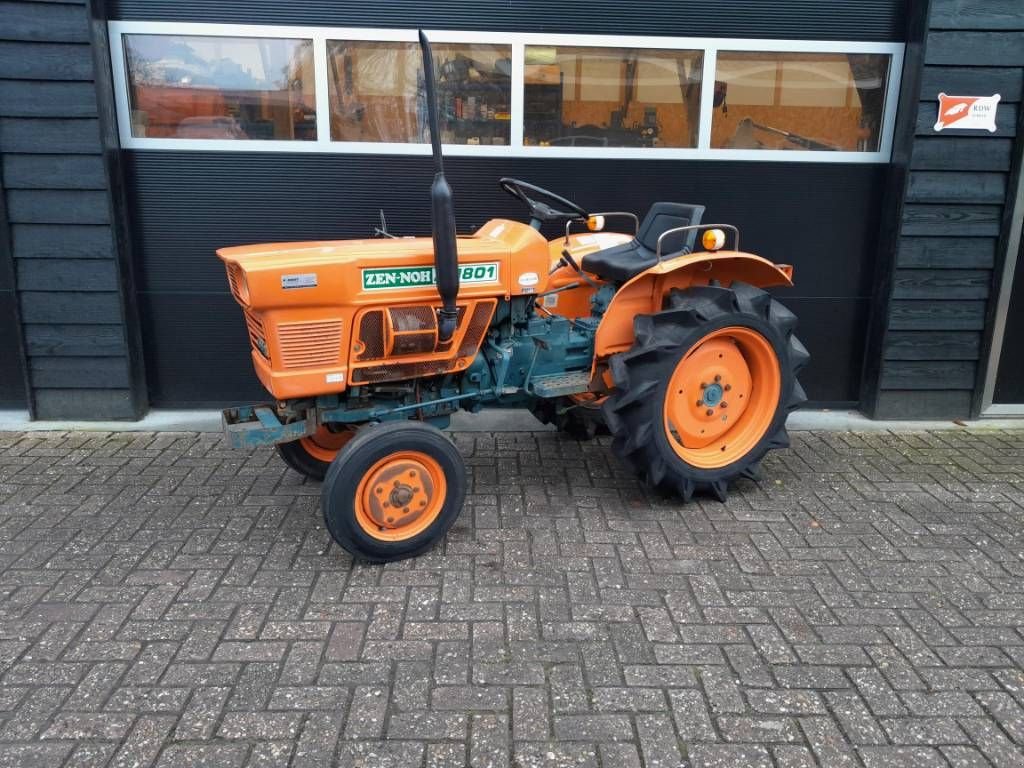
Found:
<box><xmin>362</xmin><ymin>262</ymin><xmax>499</xmax><ymax>291</ymax></box>
<box><xmin>933</xmin><ymin>93</ymin><xmax>1000</xmax><ymax>132</ymax></box>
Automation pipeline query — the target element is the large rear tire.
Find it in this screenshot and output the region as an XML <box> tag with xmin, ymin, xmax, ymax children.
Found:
<box><xmin>322</xmin><ymin>421</ymin><xmax>467</xmax><ymax>562</ymax></box>
<box><xmin>603</xmin><ymin>282</ymin><xmax>807</xmax><ymax>502</ymax></box>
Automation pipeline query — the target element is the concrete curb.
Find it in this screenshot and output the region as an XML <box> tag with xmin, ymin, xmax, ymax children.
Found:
<box><xmin>0</xmin><ymin>408</ymin><xmax>1020</xmax><ymax>434</ymax></box>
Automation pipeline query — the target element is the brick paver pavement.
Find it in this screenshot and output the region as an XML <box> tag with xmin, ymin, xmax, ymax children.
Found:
<box><xmin>0</xmin><ymin>428</ymin><xmax>1022</xmax><ymax>767</ymax></box>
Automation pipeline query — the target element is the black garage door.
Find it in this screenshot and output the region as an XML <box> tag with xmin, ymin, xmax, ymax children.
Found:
<box><xmin>123</xmin><ymin>154</ymin><xmax>885</xmax><ymax>407</ymax></box>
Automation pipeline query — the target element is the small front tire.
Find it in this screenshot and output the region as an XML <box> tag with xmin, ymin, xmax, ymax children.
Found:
<box><xmin>322</xmin><ymin>421</ymin><xmax>467</xmax><ymax>562</ymax></box>
<box><xmin>277</xmin><ymin>425</ymin><xmax>356</xmax><ymax>481</ymax></box>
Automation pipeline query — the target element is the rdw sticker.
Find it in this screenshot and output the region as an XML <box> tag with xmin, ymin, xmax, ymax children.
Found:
<box><xmin>933</xmin><ymin>93</ymin><xmax>1001</xmax><ymax>132</ymax></box>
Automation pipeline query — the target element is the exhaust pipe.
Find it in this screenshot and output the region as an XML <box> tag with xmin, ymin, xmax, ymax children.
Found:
<box><xmin>418</xmin><ymin>30</ymin><xmax>459</xmax><ymax>343</ymax></box>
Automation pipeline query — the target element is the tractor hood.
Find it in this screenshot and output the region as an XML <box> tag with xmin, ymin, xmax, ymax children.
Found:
<box><xmin>218</xmin><ymin>233</ymin><xmax>506</xmax><ymax>272</ymax></box>
<box><xmin>217</xmin><ymin>218</ymin><xmax>550</xmax><ymax>310</ymax></box>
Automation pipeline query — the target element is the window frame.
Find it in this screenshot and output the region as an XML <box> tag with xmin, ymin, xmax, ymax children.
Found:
<box><xmin>108</xmin><ymin>20</ymin><xmax>905</xmax><ymax>163</ymax></box>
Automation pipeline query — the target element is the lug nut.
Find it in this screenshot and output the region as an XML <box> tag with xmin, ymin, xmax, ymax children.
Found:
<box><xmin>696</xmin><ymin>400</ymin><xmax>704</xmax><ymax>407</ymax></box>
<box><xmin>724</xmin><ymin>384</ymin><xmax>731</xmax><ymax>391</ymax></box>
<box><xmin>706</xmin><ymin>409</ymin><xmax>714</xmax><ymax>416</ymax></box>
<box><xmin>720</xmin><ymin>402</ymin><xmax>728</xmax><ymax>409</ymax></box>
<box><xmin>714</xmin><ymin>374</ymin><xmax>721</xmax><ymax>383</ymax></box>
<box><xmin>700</xmin><ymin>382</ymin><xmax>707</xmax><ymax>389</ymax></box>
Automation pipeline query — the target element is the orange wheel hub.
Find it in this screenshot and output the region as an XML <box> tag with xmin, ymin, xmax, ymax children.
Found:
<box><xmin>300</xmin><ymin>426</ymin><xmax>354</xmax><ymax>463</ymax></box>
<box><xmin>663</xmin><ymin>326</ymin><xmax>781</xmax><ymax>469</ymax></box>
<box><xmin>354</xmin><ymin>451</ymin><xmax>447</xmax><ymax>542</ymax></box>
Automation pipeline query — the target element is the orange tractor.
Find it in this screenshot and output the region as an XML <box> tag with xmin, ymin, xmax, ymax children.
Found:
<box><xmin>219</xmin><ymin>32</ymin><xmax>807</xmax><ymax>562</ymax></box>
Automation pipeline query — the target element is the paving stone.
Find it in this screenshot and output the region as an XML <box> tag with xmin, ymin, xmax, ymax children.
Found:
<box><xmin>513</xmin><ymin>686</ymin><xmax>549</xmax><ymax>741</ymax></box>
<box><xmin>0</xmin><ymin>427</ymin><xmax>1022</xmax><ymax>766</ymax></box>
<box><xmin>553</xmin><ymin>714</ymin><xmax>632</xmax><ymax>741</ymax></box>
<box><xmin>689</xmin><ymin>743</ymin><xmax>772</xmax><ymax>768</ymax></box>
<box><xmin>514</xmin><ymin>743</ymin><xmax>598</xmax><ymax>768</ymax></box>
<box><xmin>470</xmin><ymin>713</ymin><xmax>509</xmax><ymax>768</ymax></box>
<box><xmin>598</xmin><ymin>743</ymin><xmax>642</xmax><ymax>768</ymax></box>
<box><xmin>108</xmin><ymin>715</ymin><xmax>175</xmax><ymax>768</ymax></box>
<box><xmin>155</xmin><ymin>743</ymin><xmax>248</xmax><ymax>768</ymax></box>
<box><xmin>859</xmin><ymin>745</ymin><xmax>948</xmax><ymax>767</ymax></box>
<box><xmin>635</xmin><ymin>713</ymin><xmax>685</xmax><ymax>768</ymax></box>
<box><xmin>0</xmin><ymin>743</ymin><xmax>75</xmax><ymax>768</ymax></box>
<box><xmin>771</xmin><ymin>745</ymin><xmax>817</xmax><ymax>768</ymax></box>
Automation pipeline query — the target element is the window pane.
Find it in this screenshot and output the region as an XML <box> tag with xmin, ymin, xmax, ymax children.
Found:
<box><xmin>123</xmin><ymin>35</ymin><xmax>315</xmax><ymax>140</ymax></box>
<box><xmin>328</xmin><ymin>41</ymin><xmax>512</xmax><ymax>145</ymax></box>
<box><xmin>524</xmin><ymin>46</ymin><xmax>703</xmax><ymax>148</ymax></box>
<box><xmin>712</xmin><ymin>52</ymin><xmax>890</xmax><ymax>152</ymax></box>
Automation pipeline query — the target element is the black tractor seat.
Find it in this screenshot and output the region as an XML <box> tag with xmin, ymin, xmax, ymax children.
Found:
<box><xmin>581</xmin><ymin>202</ymin><xmax>705</xmax><ymax>284</ymax></box>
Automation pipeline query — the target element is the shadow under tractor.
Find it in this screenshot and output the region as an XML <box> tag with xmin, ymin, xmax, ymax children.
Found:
<box><xmin>219</xmin><ymin>32</ymin><xmax>808</xmax><ymax>562</ymax></box>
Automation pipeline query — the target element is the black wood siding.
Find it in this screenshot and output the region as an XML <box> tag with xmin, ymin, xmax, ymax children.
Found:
<box><xmin>0</xmin><ymin>177</ymin><xmax>27</xmax><ymax>408</ymax></box>
<box><xmin>0</xmin><ymin>0</ymin><xmax>142</xmax><ymax>419</ymax></box>
<box><xmin>870</xmin><ymin>0</ymin><xmax>1024</xmax><ymax>418</ymax></box>
<box><xmin>109</xmin><ymin>0</ymin><xmax>906</xmax><ymax>42</ymax></box>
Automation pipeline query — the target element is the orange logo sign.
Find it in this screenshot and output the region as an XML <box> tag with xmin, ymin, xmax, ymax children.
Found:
<box><xmin>934</xmin><ymin>93</ymin><xmax>1001</xmax><ymax>132</ymax></box>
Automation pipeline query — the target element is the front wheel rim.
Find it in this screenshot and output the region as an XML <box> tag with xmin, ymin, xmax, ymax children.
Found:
<box><xmin>354</xmin><ymin>451</ymin><xmax>447</xmax><ymax>542</ymax></box>
<box><xmin>663</xmin><ymin>326</ymin><xmax>781</xmax><ymax>469</ymax></box>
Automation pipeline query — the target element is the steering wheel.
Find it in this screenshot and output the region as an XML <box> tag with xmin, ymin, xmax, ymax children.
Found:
<box><xmin>499</xmin><ymin>177</ymin><xmax>589</xmax><ymax>230</ymax></box>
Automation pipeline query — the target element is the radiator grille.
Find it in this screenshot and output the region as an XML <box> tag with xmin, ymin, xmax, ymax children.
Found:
<box><xmin>244</xmin><ymin>309</ymin><xmax>267</xmax><ymax>358</ymax></box>
<box><xmin>226</xmin><ymin>263</ymin><xmax>246</xmax><ymax>303</ymax></box>
<box><xmin>356</xmin><ymin>310</ymin><xmax>385</xmax><ymax>360</ymax></box>
<box><xmin>277</xmin><ymin>319</ymin><xmax>343</xmax><ymax>369</ymax></box>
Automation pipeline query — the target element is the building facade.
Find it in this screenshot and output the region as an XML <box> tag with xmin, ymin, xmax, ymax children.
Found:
<box><xmin>0</xmin><ymin>0</ymin><xmax>1021</xmax><ymax>420</ymax></box>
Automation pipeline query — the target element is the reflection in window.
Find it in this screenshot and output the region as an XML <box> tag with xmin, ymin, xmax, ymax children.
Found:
<box><xmin>123</xmin><ymin>35</ymin><xmax>315</xmax><ymax>140</ymax></box>
<box><xmin>712</xmin><ymin>52</ymin><xmax>890</xmax><ymax>151</ymax></box>
<box><xmin>327</xmin><ymin>41</ymin><xmax>511</xmax><ymax>145</ymax></box>
<box><xmin>523</xmin><ymin>46</ymin><xmax>703</xmax><ymax>148</ymax></box>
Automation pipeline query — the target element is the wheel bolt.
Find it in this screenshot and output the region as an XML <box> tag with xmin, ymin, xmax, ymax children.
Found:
<box><xmin>724</xmin><ymin>384</ymin><xmax>731</xmax><ymax>391</ymax></box>
<box><xmin>720</xmin><ymin>402</ymin><xmax>728</xmax><ymax>409</ymax></box>
<box><xmin>696</xmin><ymin>400</ymin><xmax>704</xmax><ymax>407</ymax></box>
<box><xmin>700</xmin><ymin>382</ymin><xmax>707</xmax><ymax>389</ymax></box>
<box><xmin>706</xmin><ymin>409</ymin><xmax>714</xmax><ymax>416</ymax></box>
<box><xmin>714</xmin><ymin>374</ymin><xmax>722</xmax><ymax>382</ymax></box>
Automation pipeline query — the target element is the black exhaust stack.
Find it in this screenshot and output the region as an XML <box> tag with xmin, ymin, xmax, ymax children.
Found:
<box><xmin>418</xmin><ymin>30</ymin><xmax>459</xmax><ymax>343</ymax></box>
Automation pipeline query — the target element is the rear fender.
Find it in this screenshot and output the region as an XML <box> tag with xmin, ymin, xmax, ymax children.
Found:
<box><xmin>593</xmin><ymin>251</ymin><xmax>793</xmax><ymax>364</ymax></box>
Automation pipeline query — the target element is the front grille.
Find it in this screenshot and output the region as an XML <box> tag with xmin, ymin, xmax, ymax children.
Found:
<box><xmin>226</xmin><ymin>263</ymin><xmax>246</xmax><ymax>303</ymax></box>
<box><xmin>356</xmin><ymin>310</ymin><xmax>385</xmax><ymax>360</ymax></box>
<box><xmin>277</xmin><ymin>319</ymin><xmax>343</xmax><ymax>369</ymax></box>
<box><xmin>244</xmin><ymin>309</ymin><xmax>268</xmax><ymax>359</ymax></box>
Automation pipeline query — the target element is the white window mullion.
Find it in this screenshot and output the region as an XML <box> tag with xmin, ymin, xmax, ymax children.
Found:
<box><xmin>312</xmin><ymin>33</ymin><xmax>332</xmax><ymax>146</ymax></box>
<box><xmin>696</xmin><ymin>47</ymin><xmax>717</xmax><ymax>151</ymax></box>
<box><xmin>510</xmin><ymin>40</ymin><xmax>525</xmax><ymax>150</ymax></box>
